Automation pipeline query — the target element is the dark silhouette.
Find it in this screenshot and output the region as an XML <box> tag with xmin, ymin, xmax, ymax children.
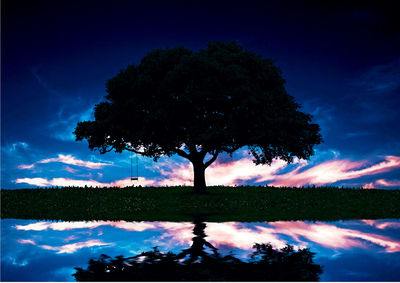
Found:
<box><xmin>73</xmin><ymin>219</ymin><xmax>323</xmax><ymax>281</ymax></box>
<box><xmin>74</xmin><ymin>41</ymin><xmax>322</xmax><ymax>193</ymax></box>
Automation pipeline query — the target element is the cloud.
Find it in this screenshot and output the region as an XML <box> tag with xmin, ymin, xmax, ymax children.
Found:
<box><xmin>17</xmin><ymin>154</ymin><xmax>113</xmax><ymax>171</ymax></box>
<box><xmin>205</xmin><ymin>223</ymin><xmax>288</xmax><ymax>250</ymax></box>
<box><xmin>361</xmin><ymin>220</ymin><xmax>400</xmax><ymax>230</ymax></box>
<box><xmin>162</xmin><ymin>220</ymin><xmax>400</xmax><ymax>253</ymax></box>
<box><xmin>4</xmin><ymin>142</ymin><xmax>29</xmax><ymax>153</ymax></box>
<box><xmin>38</xmin><ymin>154</ymin><xmax>112</xmax><ymax>169</ymax></box>
<box><xmin>14</xmin><ymin>220</ymin><xmax>400</xmax><ymax>254</ymax></box>
<box><xmin>49</xmin><ymin>107</ymin><xmax>94</xmax><ymax>141</ymax></box>
<box><xmin>375</xmin><ymin>179</ymin><xmax>400</xmax><ymax>187</ymax></box>
<box><xmin>270</xmin><ymin>156</ymin><xmax>400</xmax><ymax>187</ymax></box>
<box><xmin>14</xmin><ymin>152</ymin><xmax>400</xmax><ymax>188</ymax></box>
<box><xmin>17</xmin><ymin>164</ymin><xmax>35</xmax><ymax>170</ymax></box>
<box><xmin>269</xmin><ymin>221</ymin><xmax>400</xmax><ymax>253</ymax></box>
<box><xmin>155</xmin><ymin>154</ymin><xmax>400</xmax><ymax>187</ymax></box>
<box><xmin>18</xmin><ymin>238</ymin><xmax>112</xmax><ymax>254</ymax></box>
<box><xmin>65</xmin><ymin>166</ymin><xmax>77</xmax><ymax>173</ymax></box>
<box><xmin>153</xmin><ymin>156</ymin><xmax>302</xmax><ymax>187</ymax></box>
<box><xmin>355</xmin><ymin>58</ymin><xmax>400</xmax><ymax>94</ymax></box>
<box><xmin>15</xmin><ymin>220</ymin><xmax>158</xmax><ymax>232</ymax></box>
<box><xmin>14</xmin><ymin>177</ymin><xmax>156</xmax><ymax>187</ymax></box>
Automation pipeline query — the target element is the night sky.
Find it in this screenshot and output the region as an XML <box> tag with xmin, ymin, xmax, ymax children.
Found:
<box><xmin>2</xmin><ymin>0</ymin><xmax>400</xmax><ymax>189</ymax></box>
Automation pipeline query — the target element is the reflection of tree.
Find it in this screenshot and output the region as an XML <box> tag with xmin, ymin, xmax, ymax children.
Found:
<box><xmin>74</xmin><ymin>219</ymin><xmax>323</xmax><ymax>281</ymax></box>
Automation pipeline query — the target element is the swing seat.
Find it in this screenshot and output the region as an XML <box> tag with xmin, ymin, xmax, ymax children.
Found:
<box><xmin>131</xmin><ymin>177</ymin><xmax>139</xmax><ymax>181</ymax></box>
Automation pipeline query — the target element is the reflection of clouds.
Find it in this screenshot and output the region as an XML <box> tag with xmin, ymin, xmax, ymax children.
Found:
<box><xmin>14</xmin><ymin>220</ymin><xmax>400</xmax><ymax>254</ymax></box>
<box><xmin>206</xmin><ymin>222</ymin><xmax>288</xmax><ymax>250</ymax></box>
<box><xmin>365</xmin><ymin>179</ymin><xmax>400</xmax><ymax>189</ymax></box>
<box><xmin>15</xmin><ymin>221</ymin><xmax>157</xmax><ymax>232</ymax></box>
<box><xmin>17</xmin><ymin>239</ymin><xmax>112</xmax><ymax>254</ymax></box>
<box><xmin>157</xmin><ymin>222</ymin><xmax>195</xmax><ymax>245</ymax></box>
<box><xmin>163</xmin><ymin>221</ymin><xmax>400</xmax><ymax>253</ymax></box>
<box><xmin>269</xmin><ymin>222</ymin><xmax>400</xmax><ymax>253</ymax></box>
<box><xmin>361</xmin><ymin>219</ymin><xmax>400</xmax><ymax>230</ymax></box>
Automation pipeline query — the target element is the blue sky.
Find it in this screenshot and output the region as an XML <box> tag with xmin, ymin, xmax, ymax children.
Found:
<box><xmin>2</xmin><ymin>0</ymin><xmax>400</xmax><ymax>189</ymax></box>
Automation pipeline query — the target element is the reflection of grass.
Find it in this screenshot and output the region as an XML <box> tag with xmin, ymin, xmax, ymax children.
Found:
<box><xmin>1</xmin><ymin>186</ymin><xmax>400</xmax><ymax>221</ymax></box>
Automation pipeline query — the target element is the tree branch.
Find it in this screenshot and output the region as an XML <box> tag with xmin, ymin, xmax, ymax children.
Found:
<box><xmin>204</xmin><ymin>151</ymin><xmax>219</xmax><ymax>168</ymax></box>
<box><xmin>124</xmin><ymin>146</ymin><xmax>146</xmax><ymax>155</ymax></box>
<box><xmin>175</xmin><ymin>148</ymin><xmax>191</xmax><ymax>160</ymax></box>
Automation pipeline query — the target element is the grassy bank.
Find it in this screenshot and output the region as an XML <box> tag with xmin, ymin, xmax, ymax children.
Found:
<box><xmin>1</xmin><ymin>186</ymin><xmax>400</xmax><ymax>222</ymax></box>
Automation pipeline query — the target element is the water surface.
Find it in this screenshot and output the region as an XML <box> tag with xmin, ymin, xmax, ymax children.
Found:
<box><xmin>2</xmin><ymin>218</ymin><xmax>400</xmax><ymax>281</ymax></box>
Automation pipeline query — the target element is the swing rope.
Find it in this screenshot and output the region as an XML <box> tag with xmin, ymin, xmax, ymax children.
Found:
<box><xmin>131</xmin><ymin>154</ymin><xmax>139</xmax><ymax>181</ymax></box>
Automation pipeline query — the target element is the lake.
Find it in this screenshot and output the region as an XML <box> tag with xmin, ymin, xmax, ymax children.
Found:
<box><xmin>2</xmin><ymin>218</ymin><xmax>400</xmax><ymax>281</ymax></box>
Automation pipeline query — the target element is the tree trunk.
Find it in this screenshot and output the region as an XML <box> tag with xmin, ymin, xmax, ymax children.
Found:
<box><xmin>192</xmin><ymin>161</ymin><xmax>207</xmax><ymax>194</ymax></box>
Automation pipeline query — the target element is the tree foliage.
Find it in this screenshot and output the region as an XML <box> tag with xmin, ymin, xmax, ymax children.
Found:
<box><xmin>75</xmin><ymin>42</ymin><xmax>322</xmax><ymax>191</ymax></box>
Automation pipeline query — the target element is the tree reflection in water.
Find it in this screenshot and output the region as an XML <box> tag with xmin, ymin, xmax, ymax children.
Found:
<box><xmin>74</xmin><ymin>218</ymin><xmax>322</xmax><ymax>281</ymax></box>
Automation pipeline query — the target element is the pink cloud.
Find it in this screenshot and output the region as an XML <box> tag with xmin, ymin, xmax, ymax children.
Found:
<box><xmin>38</xmin><ymin>154</ymin><xmax>112</xmax><ymax>169</ymax></box>
<box><xmin>14</xmin><ymin>177</ymin><xmax>157</xmax><ymax>187</ymax></box>
<box><xmin>362</xmin><ymin>178</ymin><xmax>400</xmax><ymax>189</ymax></box>
<box><xmin>17</xmin><ymin>164</ymin><xmax>35</xmax><ymax>170</ymax></box>
<box><xmin>63</xmin><ymin>235</ymin><xmax>77</xmax><ymax>242</ymax></box>
<box><xmin>14</xmin><ymin>153</ymin><xmax>400</xmax><ymax>188</ymax></box>
<box><xmin>18</xmin><ymin>239</ymin><xmax>112</xmax><ymax>254</ymax></box>
<box><xmin>363</xmin><ymin>182</ymin><xmax>376</xmax><ymax>189</ymax></box>
<box><xmin>375</xmin><ymin>179</ymin><xmax>400</xmax><ymax>187</ymax></box>
<box><xmin>15</xmin><ymin>220</ymin><xmax>158</xmax><ymax>232</ymax></box>
<box><xmin>205</xmin><ymin>222</ymin><xmax>288</xmax><ymax>250</ymax></box>
<box><xmin>154</xmin><ymin>155</ymin><xmax>400</xmax><ymax>187</ymax></box>
<box><xmin>65</xmin><ymin>166</ymin><xmax>77</xmax><ymax>173</ymax></box>
<box><xmin>15</xmin><ymin>220</ymin><xmax>400</xmax><ymax>253</ymax></box>
<box><xmin>153</xmin><ymin>157</ymin><xmax>301</xmax><ymax>186</ymax></box>
<box><xmin>360</xmin><ymin>220</ymin><xmax>400</xmax><ymax>230</ymax></box>
<box><xmin>270</xmin><ymin>156</ymin><xmax>400</xmax><ymax>187</ymax></box>
<box><xmin>154</xmin><ymin>221</ymin><xmax>400</xmax><ymax>253</ymax></box>
<box><xmin>269</xmin><ymin>221</ymin><xmax>400</xmax><ymax>253</ymax></box>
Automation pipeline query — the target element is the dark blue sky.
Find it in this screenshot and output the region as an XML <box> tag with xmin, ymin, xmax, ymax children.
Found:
<box><xmin>2</xmin><ymin>0</ymin><xmax>400</xmax><ymax>189</ymax></box>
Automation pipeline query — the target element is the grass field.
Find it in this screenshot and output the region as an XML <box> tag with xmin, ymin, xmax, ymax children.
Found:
<box><xmin>1</xmin><ymin>186</ymin><xmax>400</xmax><ymax>222</ymax></box>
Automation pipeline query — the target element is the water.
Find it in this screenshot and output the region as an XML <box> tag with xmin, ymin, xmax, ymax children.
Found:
<box><xmin>1</xmin><ymin>218</ymin><xmax>400</xmax><ymax>281</ymax></box>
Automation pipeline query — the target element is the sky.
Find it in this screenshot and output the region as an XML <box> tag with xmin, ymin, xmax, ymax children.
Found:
<box><xmin>2</xmin><ymin>0</ymin><xmax>400</xmax><ymax>189</ymax></box>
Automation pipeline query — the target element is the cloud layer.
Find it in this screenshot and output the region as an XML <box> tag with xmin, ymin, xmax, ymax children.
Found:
<box><xmin>17</xmin><ymin>154</ymin><xmax>112</xmax><ymax>170</ymax></box>
<box><xmin>15</xmin><ymin>219</ymin><xmax>400</xmax><ymax>253</ymax></box>
<box><xmin>14</xmin><ymin>153</ymin><xmax>400</xmax><ymax>188</ymax></box>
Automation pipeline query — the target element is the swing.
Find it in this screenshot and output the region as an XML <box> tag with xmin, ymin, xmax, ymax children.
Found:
<box><xmin>130</xmin><ymin>154</ymin><xmax>139</xmax><ymax>181</ymax></box>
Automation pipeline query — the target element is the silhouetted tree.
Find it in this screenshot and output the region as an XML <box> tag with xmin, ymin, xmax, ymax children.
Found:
<box><xmin>74</xmin><ymin>41</ymin><xmax>322</xmax><ymax>193</ymax></box>
<box><xmin>73</xmin><ymin>220</ymin><xmax>322</xmax><ymax>281</ymax></box>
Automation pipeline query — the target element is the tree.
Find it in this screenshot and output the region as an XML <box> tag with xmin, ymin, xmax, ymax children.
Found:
<box><xmin>74</xmin><ymin>42</ymin><xmax>322</xmax><ymax>193</ymax></box>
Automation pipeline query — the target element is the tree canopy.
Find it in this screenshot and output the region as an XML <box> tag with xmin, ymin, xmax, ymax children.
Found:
<box><xmin>75</xmin><ymin>41</ymin><xmax>322</xmax><ymax>192</ymax></box>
